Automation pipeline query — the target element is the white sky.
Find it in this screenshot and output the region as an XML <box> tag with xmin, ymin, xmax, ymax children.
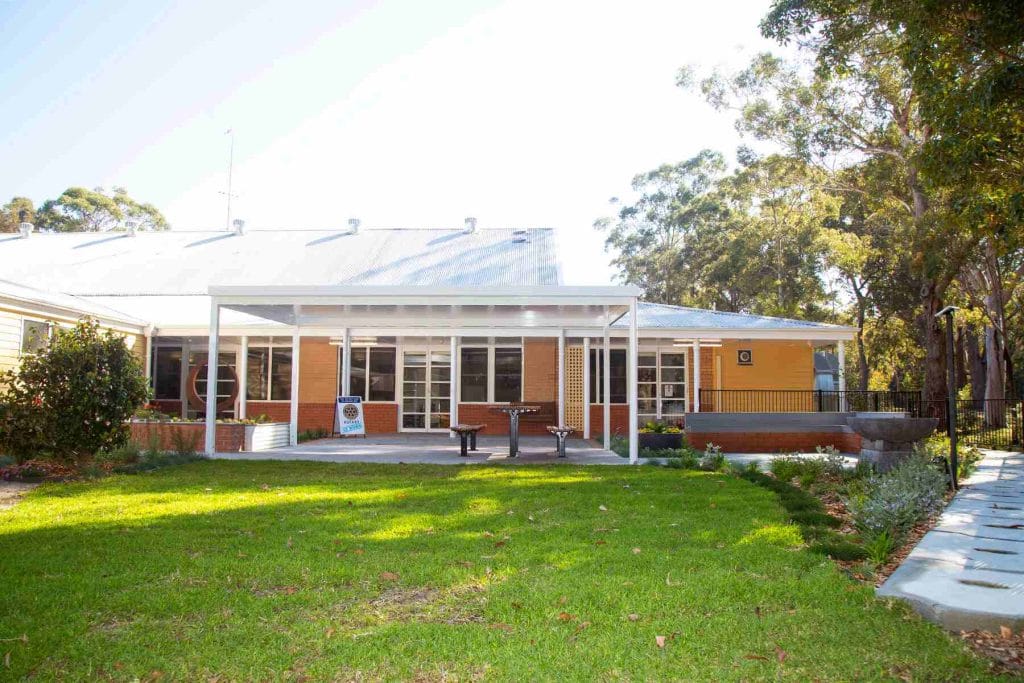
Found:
<box><xmin>0</xmin><ymin>0</ymin><xmax>777</xmax><ymax>285</ymax></box>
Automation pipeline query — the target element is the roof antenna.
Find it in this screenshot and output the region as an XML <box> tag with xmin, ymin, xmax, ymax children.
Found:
<box><xmin>348</xmin><ymin>218</ymin><xmax>360</xmax><ymax>234</ymax></box>
<box><xmin>463</xmin><ymin>217</ymin><xmax>477</xmax><ymax>234</ymax></box>
<box><xmin>220</xmin><ymin>128</ymin><xmax>237</xmax><ymax>231</ymax></box>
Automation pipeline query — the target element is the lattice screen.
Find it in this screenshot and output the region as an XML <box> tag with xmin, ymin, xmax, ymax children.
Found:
<box><xmin>565</xmin><ymin>345</ymin><xmax>584</xmax><ymax>430</ymax></box>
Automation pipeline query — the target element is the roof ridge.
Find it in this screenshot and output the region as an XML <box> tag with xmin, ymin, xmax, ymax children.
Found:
<box><xmin>640</xmin><ymin>300</ymin><xmax>839</xmax><ymax>327</ymax></box>
<box><xmin>15</xmin><ymin>227</ymin><xmax>555</xmax><ymax>236</ymax></box>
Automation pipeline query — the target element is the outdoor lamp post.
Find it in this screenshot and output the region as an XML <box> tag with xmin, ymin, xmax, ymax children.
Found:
<box><xmin>935</xmin><ymin>305</ymin><xmax>959</xmax><ymax>490</ymax></box>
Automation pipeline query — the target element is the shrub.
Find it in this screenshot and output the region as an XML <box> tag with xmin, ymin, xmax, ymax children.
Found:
<box><xmin>298</xmin><ymin>428</ymin><xmax>330</xmax><ymax>443</ymax></box>
<box><xmin>96</xmin><ymin>441</ymin><xmax>142</xmax><ymax>465</ymax></box>
<box><xmin>169</xmin><ymin>429</ymin><xmax>199</xmax><ymax>457</ymax></box>
<box><xmin>914</xmin><ymin>433</ymin><xmax>982</xmax><ymax>481</ymax></box>
<box><xmin>700</xmin><ymin>443</ymin><xmax>726</xmax><ymax>471</ymax></box>
<box><xmin>862</xmin><ymin>530</ymin><xmax>898</xmax><ymax>566</ymax></box>
<box><xmin>847</xmin><ymin>457</ymin><xmax>947</xmax><ymax>541</ymax></box>
<box><xmin>809</xmin><ymin>540</ymin><xmax>869</xmax><ymax>562</ymax></box>
<box><xmin>770</xmin><ymin>454</ymin><xmax>825</xmax><ymax>484</ymax></box>
<box><xmin>0</xmin><ymin>319</ymin><xmax>149</xmax><ymax>463</ymax></box>
<box><xmin>111</xmin><ymin>450</ymin><xmax>206</xmax><ymax>474</ymax></box>
<box><xmin>639</xmin><ymin>421</ymin><xmax>682</xmax><ymax>434</ymax></box>
<box><xmin>815</xmin><ymin>445</ymin><xmax>846</xmax><ymax>476</ymax></box>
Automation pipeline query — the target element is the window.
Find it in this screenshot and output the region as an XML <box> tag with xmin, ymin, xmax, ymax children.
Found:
<box><xmin>342</xmin><ymin>347</ymin><xmax>397</xmax><ymax>401</ymax></box>
<box><xmin>153</xmin><ymin>347</ymin><xmax>182</xmax><ymax>399</ymax></box>
<box><xmin>494</xmin><ymin>348</ymin><xmax>522</xmax><ymax>402</ymax></box>
<box><xmin>638</xmin><ymin>353</ymin><xmax>657</xmax><ymax>424</ymax></box>
<box><xmin>589</xmin><ymin>349</ymin><xmax>627</xmax><ymax>404</ymax></box>
<box><xmin>270</xmin><ymin>349</ymin><xmax>292</xmax><ymax>400</ymax></box>
<box><xmin>244</xmin><ymin>339</ymin><xmax>292</xmax><ymax>401</ymax></box>
<box><xmin>460</xmin><ymin>348</ymin><xmax>488</xmax><ymax>402</ymax></box>
<box><xmin>458</xmin><ymin>345</ymin><xmax>522</xmax><ymax>403</ymax></box>
<box><xmin>659</xmin><ymin>352</ymin><xmax>687</xmax><ymax>426</ymax></box>
<box><xmin>20</xmin><ymin>320</ymin><xmax>50</xmax><ymax>355</ymax></box>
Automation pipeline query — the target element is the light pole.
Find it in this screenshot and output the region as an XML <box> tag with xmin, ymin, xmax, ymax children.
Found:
<box><xmin>935</xmin><ymin>305</ymin><xmax>959</xmax><ymax>490</ymax></box>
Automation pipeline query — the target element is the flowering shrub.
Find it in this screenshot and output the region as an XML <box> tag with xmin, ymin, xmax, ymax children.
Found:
<box><xmin>847</xmin><ymin>456</ymin><xmax>947</xmax><ymax>541</ymax></box>
<box><xmin>0</xmin><ymin>319</ymin><xmax>149</xmax><ymax>463</ymax></box>
<box><xmin>700</xmin><ymin>442</ymin><xmax>726</xmax><ymax>471</ymax></box>
<box><xmin>639</xmin><ymin>421</ymin><xmax>682</xmax><ymax>434</ymax></box>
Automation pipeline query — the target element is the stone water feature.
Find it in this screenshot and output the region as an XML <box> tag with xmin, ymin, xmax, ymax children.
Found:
<box><xmin>847</xmin><ymin>414</ymin><xmax>939</xmax><ymax>471</ymax></box>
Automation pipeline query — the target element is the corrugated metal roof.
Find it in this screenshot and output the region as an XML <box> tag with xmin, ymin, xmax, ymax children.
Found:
<box><xmin>613</xmin><ymin>301</ymin><xmax>848</xmax><ymax>331</ymax></box>
<box><xmin>0</xmin><ymin>278</ymin><xmax>146</xmax><ymax>327</ymax></box>
<box><xmin>0</xmin><ymin>228</ymin><xmax>561</xmax><ymax>295</ymax></box>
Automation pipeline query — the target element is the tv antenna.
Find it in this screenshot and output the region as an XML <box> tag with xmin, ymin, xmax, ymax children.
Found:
<box><xmin>220</xmin><ymin>129</ymin><xmax>238</xmax><ymax>230</ymax></box>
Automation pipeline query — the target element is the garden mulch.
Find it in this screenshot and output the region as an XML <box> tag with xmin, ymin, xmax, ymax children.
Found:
<box><xmin>0</xmin><ymin>482</ymin><xmax>38</xmax><ymax>510</ymax></box>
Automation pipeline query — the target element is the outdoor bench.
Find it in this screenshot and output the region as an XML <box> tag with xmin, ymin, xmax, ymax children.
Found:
<box><xmin>449</xmin><ymin>424</ymin><xmax>486</xmax><ymax>457</ymax></box>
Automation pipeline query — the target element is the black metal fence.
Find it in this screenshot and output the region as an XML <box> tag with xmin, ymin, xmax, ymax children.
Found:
<box><xmin>699</xmin><ymin>389</ymin><xmax>923</xmax><ymax>414</ymax></box>
<box><xmin>698</xmin><ymin>389</ymin><xmax>1023</xmax><ymax>450</ymax></box>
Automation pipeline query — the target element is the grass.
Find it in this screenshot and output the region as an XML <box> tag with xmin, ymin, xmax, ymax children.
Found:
<box><xmin>0</xmin><ymin>461</ymin><xmax>995</xmax><ymax>681</ymax></box>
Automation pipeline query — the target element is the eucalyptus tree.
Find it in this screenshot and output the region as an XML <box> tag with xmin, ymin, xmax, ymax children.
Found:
<box><xmin>35</xmin><ymin>186</ymin><xmax>168</xmax><ymax>232</ymax></box>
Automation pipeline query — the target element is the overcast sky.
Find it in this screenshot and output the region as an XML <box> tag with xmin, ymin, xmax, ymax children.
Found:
<box><xmin>0</xmin><ymin>0</ymin><xmax>777</xmax><ymax>285</ymax></box>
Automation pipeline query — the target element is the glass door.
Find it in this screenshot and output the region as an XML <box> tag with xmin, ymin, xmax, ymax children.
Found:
<box><xmin>402</xmin><ymin>350</ymin><xmax>451</xmax><ymax>431</ymax></box>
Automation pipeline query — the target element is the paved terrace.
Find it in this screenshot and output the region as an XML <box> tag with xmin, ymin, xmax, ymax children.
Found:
<box><xmin>214</xmin><ymin>434</ymin><xmax>625</xmax><ymax>465</ymax></box>
<box><xmin>879</xmin><ymin>450</ymin><xmax>1024</xmax><ymax>632</ymax></box>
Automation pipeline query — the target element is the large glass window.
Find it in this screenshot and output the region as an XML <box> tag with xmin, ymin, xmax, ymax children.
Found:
<box><xmin>460</xmin><ymin>348</ymin><xmax>488</xmax><ymax>402</ymax></box>
<box><xmin>270</xmin><ymin>349</ymin><xmax>292</xmax><ymax>400</ymax></box>
<box><xmin>638</xmin><ymin>353</ymin><xmax>658</xmax><ymax>424</ymax></box>
<box><xmin>153</xmin><ymin>347</ymin><xmax>182</xmax><ymax>400</ymax></box>
<box><xmin>494</xmin><ymin>348</ymin><xmax>522</xmax><ymax>402</ymax></box>
<box><xmin>660</xmin><ymin>352</ymin><xmax>687</xmax><ymax>425</ymax></box>
<box><xmin>589</xmin><ymin>349</ymin><xmax>627</xmax><ymax>404</ymax></box>
<box><xmin>341</xmin><ymin>347</ymin><xmax>396</xmax><ymax>401</ymax></box>
<box><xmin>246</xmin><ymin>348</ymin><xmax>269</xmax><ymax>400</ymax></box>
<box><xmin>20</xmin><ymin>320</ymin><xmax>50</xmax><ymax>355</ymax></box>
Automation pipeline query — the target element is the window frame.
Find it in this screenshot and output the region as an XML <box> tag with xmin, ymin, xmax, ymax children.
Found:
<box><xmin>589</xmin><ymin>346</ymin><xmax>689</xmax><ymax>420</ymax></box>
<box><xmin>340</xmin><ymin>344</ymin><xmax>398</xmax><ymax>403</ymax></box>
<box><xmin>246</xmin><ymin>337</ymin><xmax>294</xmax><ymax>403</ymax></box>
<box><xmin>457</xmin><ymin>340</ymin><xmax>523</xmax><ymax>404</ymax></box>
<box><xmin>19</xmin><ymin>318</ymin><xmax>52</xmax><ymax>356</ymax></box>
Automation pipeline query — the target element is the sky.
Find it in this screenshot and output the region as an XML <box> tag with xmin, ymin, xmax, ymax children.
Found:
<box><xmin>0</xmin><ymin>0</ymin><xmax>778</xmax><ymax>285</ymax></box>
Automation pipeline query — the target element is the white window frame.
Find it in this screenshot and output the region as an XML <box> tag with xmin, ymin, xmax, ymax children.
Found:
<box><xmin>457</xmin><ymin>338</ymin><xmax>523</xmax><ymax>404</ymax></box>
<box><xmin>591</xmin><ymin>344</ymin><xmax>688</xmax><ymax>420</ymax></box>
<box><xmin>18</xmin><ymin>318</ymin><xmax>52</xmax><ymax>357</ymax></box>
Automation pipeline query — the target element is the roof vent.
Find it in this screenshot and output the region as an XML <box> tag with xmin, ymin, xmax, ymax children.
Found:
<box><xmin>127</xmin><ymin>224</ymin><xmax>137</xmax><ymax>237</ymax></box>
<box><xmin>348</xmin><ymin>218</ymin><xmax>360</xmax><ymax>235</ymax></box>
<box><xmin>463</xmin><ymin>217</ymin><xmax>477</xmax><ymax>234</ymax></box>
<box><xmin>511</xmin><ymin>229</ymin><xmax>529</xmax><ymax>243</ymax></box>
<box><xmin>18</xmin><ymin>209</ymin><xmax>32</xmax><ymax>238</ymax></box>
<box><xmin>233</xmin><ymin>218</ymin><xmax>246</xmax><ymax>235</ymax></box>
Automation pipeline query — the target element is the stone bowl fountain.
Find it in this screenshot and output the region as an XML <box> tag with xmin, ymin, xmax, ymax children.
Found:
<box><xmin>847</xmin><ymin>415</ymin><xmax>939</xmax><ymax>472</ymax></box>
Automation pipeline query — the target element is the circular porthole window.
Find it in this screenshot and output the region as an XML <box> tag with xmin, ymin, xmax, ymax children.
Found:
<box><xmin>186</xmin><ymin>364</ymin><xmax>239</xmax><ymax>412</ymax></box>
<box><xmin>737</xmin><ymin>349</ymin><xmax>753</xmax><ymax>366</ymax></box>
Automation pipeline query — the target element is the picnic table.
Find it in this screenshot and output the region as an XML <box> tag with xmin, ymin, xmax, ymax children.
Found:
<box><xmin>492</xmin><ymin>404</ymin><xmax>540</xmax><ymax>457</ymax></box>
<box><xmin>449</xmin><ymin>424</ymin><xmax>485</xmax><ymax>457</ymax></box>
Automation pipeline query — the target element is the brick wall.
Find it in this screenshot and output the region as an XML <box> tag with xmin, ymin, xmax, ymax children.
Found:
<box><xmin>130</xmin><ymin>420</ymin><xmax>245</xmax><ymax>452</ymax></box>
<box><xmin>299</xmin><ymin>338</ymin><xmax>338</xmax><ymax>402</ymax></box>
<box><xmin>247</xmin><ymin>401</ymin><xmax>290</xmax><ymax>423</ymax></box>
<box><xmin>523</xmin><ymin>339</ymin><xmax>556</xmax><ymax>402</ymax></box>
<box><xmin>589</xmin><ymin>404</ymin><xmax>630</xmax><ymax>437</ymax></box>
<box><xmin>456</xmin><ymin>403</ymin><xmax>556</xmax><ymax>436</ymax></box>
<box><xmin>687</xmin><ymin>431</ymin><xmax>861</xmax><ymax>453</ymax></box>
<box><xmin>362</xmin><ymin>403</ymin><xmax>398</xmax><ymax>433</ymax></box>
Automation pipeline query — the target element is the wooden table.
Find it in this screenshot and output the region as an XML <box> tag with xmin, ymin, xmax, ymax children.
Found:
<box><xmin>492</xmin><ymin>405</ymin><xmax>540</xmax><ymax>457</ymax></box>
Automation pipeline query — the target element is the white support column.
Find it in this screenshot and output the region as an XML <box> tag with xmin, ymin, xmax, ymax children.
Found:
<box><xmin>557</xmin><ymin>329</ymin><xmax>566</xmax><ymax>426</ymax></box>
<box><xmin>449</xmin><ymin>335</ymin><xmax>458</xmax><ymax>435</ymax></box>
<box><xmin>143</xmin><ymin>326</ymin><xmax>153</xmax><ymax>384</ymax></box>
<box><xmin>341</xmin><ymin>328</ymin><xmax>351</xmax><ymax>396</ymax></box>
<box><xmin>603</xmin><ymin>327</ymin><xmax>611</xmax><ymax>450</ymax></box>
<box><xmin>837</xmin><ymin>340</ymin><xmax>847</xmax><ymax>411</ymax></box>
<box><xmin>583</xmin><ymin>336</ymin><xmax>591</xmax><ymax>439</ymax></box>
<box><xmin>628</xmin><ymin>298</ymin><xmax>639</xmax><ymax>464</ymax></box>
<box><xmin>203</xmin><ymin>302</ymin><xmax>220</xmax><ymax>456</ymax></box>
<box><xmin>289</xmin><ymin>324</ymin><xmax>301</xmax><ymax>446</ymax></box>
<box><xmin>238</xmin><ymin>335</ymin><xmax>248</xmax><ymax>420</ymax></box>
<box><xmin>693</xmin><ymin>341</ymin><xmax>701</xmax><ymax>413</ymax></box>
<box><xmin>180</xmin><ymin>339</ymin><xmax>190</xmax><ymax>419</ymax></box>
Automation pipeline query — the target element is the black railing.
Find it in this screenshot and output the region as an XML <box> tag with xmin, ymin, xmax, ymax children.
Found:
<box><xmin>699</xmin><ymin>389</ymin><xmax>922</xmax><ymax>415</ymax></box>
<box><xmin>916</xmin><ymin>398</ymin><xmax>1023</xmax><ymax>450</ymax></box>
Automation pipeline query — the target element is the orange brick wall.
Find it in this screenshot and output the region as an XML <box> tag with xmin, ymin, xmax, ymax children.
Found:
<box><xmin>362</xmin><ymin>403</ymin><xmax>398</xmax><ymax>434</ymax></box>
<box><xmin>523</xmin><ymin>339</ymin><xmax>557</xmax><ymax>402</ymax></box>
<box><xmin>130</xmin><ymin>421</ymin><xmax>245</xmax><ymax>452</ymax></box>
<box><xmin>456</xmin><ymin>403</ymin><xmax>555</xmax><ymax>436</ymax></box>
<box><xmin>299</xmin><ymin>337</ymin><xmax>338</xmax><ymax>402</ymax></box>
<box><xmin>589</xmin><ymin>404</ymin><xmax>630</xmax><ymax>437</ymax></box>
<box><xmin>247</xmin><ymin>401</ymin><xmax>290</xmax><ymax>423</ymax></box>
<box><xmin>248</xmin><ymin>400</ymin><xmax>398</xmax><ymax>433</ymax></box>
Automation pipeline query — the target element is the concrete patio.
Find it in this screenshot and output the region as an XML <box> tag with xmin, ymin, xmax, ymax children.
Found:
<box><xmin>213</xmin><ymin>434</ymin><xmax>625</xmax><ymax>465</ymax></box>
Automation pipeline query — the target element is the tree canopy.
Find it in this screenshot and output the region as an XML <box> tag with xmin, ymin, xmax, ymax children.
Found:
<box><xmin>33</xmin><ymin>186</ymin><xmax>168</xmax><ymax>232</ymax></box>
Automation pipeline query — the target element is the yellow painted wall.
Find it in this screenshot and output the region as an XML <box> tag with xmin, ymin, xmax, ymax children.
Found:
<box><xmin>708</xmin><ymin>340</ymin><xmax>816</xmax><ymax>411</ymax></box>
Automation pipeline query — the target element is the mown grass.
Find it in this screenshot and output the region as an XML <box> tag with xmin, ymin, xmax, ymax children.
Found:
<box><xmin>0</xmin><ymin>461</ymin><xmax>995</xmax><ymax>681</ymax></box>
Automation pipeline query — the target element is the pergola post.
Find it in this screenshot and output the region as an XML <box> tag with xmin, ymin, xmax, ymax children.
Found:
<box><xmin>143</xmin><ymin>325</ymin><xmax>153</xmax><ymax>384</ymax></box>
<box><xmin>204</xmin><ymin>301</ymin><xmax>220</xmax><ymax>455</ymax></box>
<box><xmin>693</xmin><ymin>341</ymin><xmax>701</xmax><ymax>413</ymax></box>
<box><xmin>603</xmin><ymin>326</ymin><xmax>611</xmax><ymax>450</ymax></box>
<box><xmin>449</xmin><ymin>335</ymin><xmax>458</xmax><ymax>435</ymax></box>
<box><xmin>557</xmin><ymin>329</ymin><xmax>566</xmax><ymax>426</ymax></box>
<box><xmin>583</xmin><ymin>336</ymin><xmax>591</xmax><ymax>439</ymax></box>
<box><xmin>238</xmin><ymin>335</ymin><xmax>248</xmax><ymax>420</ymax></box>
<box><xmin>341</xmin><ymin>327</ymin><xmax>351</xmax><ymax>396</ymax></box>
<box><xmin>289</xmin><ymin>321</ymin><xmax>301</xmax><ymax>446</ymax></box>
<box><xmin>628</xmin><ymin>298</ymin><xmax>639</xmax><ymax>464</ymax></box>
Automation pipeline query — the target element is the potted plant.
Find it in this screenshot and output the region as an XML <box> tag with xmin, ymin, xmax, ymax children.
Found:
<box><xmin>638</xmin><ymin>421</ymin><xmax>684</xmax><ymax>449</ymax></box>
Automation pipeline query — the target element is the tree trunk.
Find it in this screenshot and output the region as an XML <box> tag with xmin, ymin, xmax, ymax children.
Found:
<box><xmin>919</xmin><ymin>283</ymin><xmax>947</xmax><ymax>418</ymax></box>
<box><xmin>966</xmin><ymin>327</ymin><xmax>986</xmax><ymax>405</ymax></box>
<box><xmin>854</xmin><ymin>292</ymin><xmax>869</xmax><ymax>391</ymax></box>
<box><xmin>984</xmin><ymin>321</ymin><xmax>1007</xmax><ymax>428</ymax></box>
<box><xmin>955</xmin><ymin>325</ymin><xmax>969</xmax><ymax>390</ymax></box>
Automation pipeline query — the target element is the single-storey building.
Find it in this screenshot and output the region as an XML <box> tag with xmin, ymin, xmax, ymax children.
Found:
<box><xmin>0</xmin><ymin>221</ymin><xmax>855</xmax><ymax>462</ymax></box>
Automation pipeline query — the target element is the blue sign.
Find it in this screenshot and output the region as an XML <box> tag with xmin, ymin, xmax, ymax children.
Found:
<box><xmin>336</xmin><ymin>396</ymin><xmax>365</xmax><ymax>435</ymax></box>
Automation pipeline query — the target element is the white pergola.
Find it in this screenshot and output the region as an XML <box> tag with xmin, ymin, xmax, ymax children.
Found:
<box><xmin>203</xmin><ymin>285</ymin><xmax>643</xmax><ymax>462</ymax></box>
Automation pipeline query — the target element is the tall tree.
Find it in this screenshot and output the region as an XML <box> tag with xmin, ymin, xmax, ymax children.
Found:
<box><xmin>35</xmin><ymin>187</ymin><xmax>168</xmax><ymax>232</ymax></box>
<box><xmin>694</xmin><ymin>40</ymin><xmax>978</xmax><ymax>405</ymax></box>
<box><xmin>0</xmin><ymin>197</ymin><xmax>35</xmax><ymax>233</ymax></box>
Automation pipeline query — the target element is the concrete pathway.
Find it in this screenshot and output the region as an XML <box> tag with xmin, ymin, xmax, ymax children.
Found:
<box><xmin>0</xmin><ymin>481</ymin><xmax>38</xmax><ymax>510</ymax></box>
<box><xmin>878</xmin><ymin>450</ymin><xmax>1024</xmax><ymax>632</ymax></box>
<box><xmin>215</xmin><ymin>434</ymin><xmax>625</xmax><ymax>465</ymax></box>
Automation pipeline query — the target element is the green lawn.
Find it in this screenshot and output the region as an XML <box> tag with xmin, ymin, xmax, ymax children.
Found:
<box><xmin>0</xmin><ymin>461</ymin><xmax>995</xmax><ymax>681</ymax></box>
